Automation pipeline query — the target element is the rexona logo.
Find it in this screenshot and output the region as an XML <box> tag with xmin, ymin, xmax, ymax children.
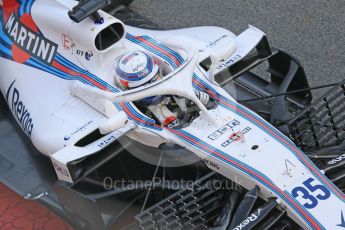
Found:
<box><xmin>233</xmin><ymin>213</ymin><xmax>258</xmax><ymax>230</ymax></box>
<box><xmin>4</xmin><ymin>13</ymin><xmax>58</xmax><ymax>65</ymax></box>
<box><xmin>222</xmin><ymin>127</ymin><xmax>252</xmax><ymax>147</ymax></box>
<box><xmin>6</xmin><ymin>80</ymin><xmax>34</xmax><ymax>138</ymax></box>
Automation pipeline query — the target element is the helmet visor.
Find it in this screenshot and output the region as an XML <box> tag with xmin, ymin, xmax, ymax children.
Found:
<box><xmin>147</xmin><ymin>69</ymin><xmax>162</xmax><ymax>85</ymax></box>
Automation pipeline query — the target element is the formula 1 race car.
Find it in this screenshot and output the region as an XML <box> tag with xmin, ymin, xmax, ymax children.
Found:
<box><xmin>1</xmin><ymin>0</ymin><xmax>345</xmax><ymax>229</ymax></box>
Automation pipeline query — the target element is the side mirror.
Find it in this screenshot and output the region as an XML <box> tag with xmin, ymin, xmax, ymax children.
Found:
<box><xmin>99</xmin><ymin>111</ymin><xmax>129</xmax><ymax>134</ymax></box>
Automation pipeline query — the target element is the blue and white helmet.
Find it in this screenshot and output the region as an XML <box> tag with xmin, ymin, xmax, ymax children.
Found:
<box><xmin>115</xmin><ymin>51</ymin><xmax>160</xmax><ymax>90</ymax></box>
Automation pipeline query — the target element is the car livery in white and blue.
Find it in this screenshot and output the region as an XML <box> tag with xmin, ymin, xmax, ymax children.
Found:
<box><xmin>0</xmin><ymin>0</ymin><xmax>344</xmax><ymax>229</ymax></box>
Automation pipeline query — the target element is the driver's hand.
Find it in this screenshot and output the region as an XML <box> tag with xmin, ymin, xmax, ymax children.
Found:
<box><xmin>195</xmin><ymin>90</ymin><xmax>210</xmax><ymax>106</ymax></box>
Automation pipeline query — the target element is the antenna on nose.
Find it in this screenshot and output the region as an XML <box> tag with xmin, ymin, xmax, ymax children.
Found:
<box><xmin>68</xmin><ymin>0</ymin><xmax>112</xmax><ymax>23</ymax></box>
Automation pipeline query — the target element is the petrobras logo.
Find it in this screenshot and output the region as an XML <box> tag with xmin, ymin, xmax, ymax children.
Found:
<box><xmin>328</xmin><ymin>154</ymin><xmax>345</xmax><ymax>165</ymax></box>
<box><xmin>4</xmin><ymin>13</ymin><xmax>58</xmax><ymax>65</ymax></box>
<box><xmin>222</xmin><ymin>127</ymin><xmax>252</xmax><ymax>147</ymax></box>
<box><xmin>233</xmin><ymin>213</ymin><xmax>258</xmax><ymax>230</ymax></box>
<box><xmin>5</xmin><ymin>80</ymin><xmax>34</xmax><ymax>138</ymax></box>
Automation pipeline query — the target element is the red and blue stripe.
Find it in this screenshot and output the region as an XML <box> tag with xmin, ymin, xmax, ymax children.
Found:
<box><xmin>192</xmin><ymin>74</ymin><xmax>345</xmax><ymax>202</ymax></box>
<box><xmin>126</xmin><ymin>34</ymin><xmax>183</xmax><ymax>69</ymax></box>
<box><xmin>127</xmin><ymin>34</ymin><xmax>335</xmax><ymax>229</ymax></box>
<box><xmin>0</xmin><ymin>1</ymin><xmax>158</xmax><ymax>128</ymax></box>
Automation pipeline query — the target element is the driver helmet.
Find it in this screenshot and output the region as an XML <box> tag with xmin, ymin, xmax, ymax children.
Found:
<box><xmin>115</xmin><ymin>50</ymin><xmax>162</xmax><ymax>89</ymax></box>
<box><xmin>115</xmin><ymin>50</ymin><xmax>162</xmax><ymax>105</ymax></box>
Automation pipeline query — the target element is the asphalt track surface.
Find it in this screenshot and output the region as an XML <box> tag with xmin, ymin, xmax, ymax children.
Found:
<box><xmin>131</xmin><ymin>0</ymin><xmax>345</xmax><ymax>88</ymax></box>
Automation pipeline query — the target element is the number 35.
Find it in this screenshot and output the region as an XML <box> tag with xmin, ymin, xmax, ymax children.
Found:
<box><xmin>291</xmin><ymin>178</ymin><xmax>331</xmax><ymax>209</ymax></box>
